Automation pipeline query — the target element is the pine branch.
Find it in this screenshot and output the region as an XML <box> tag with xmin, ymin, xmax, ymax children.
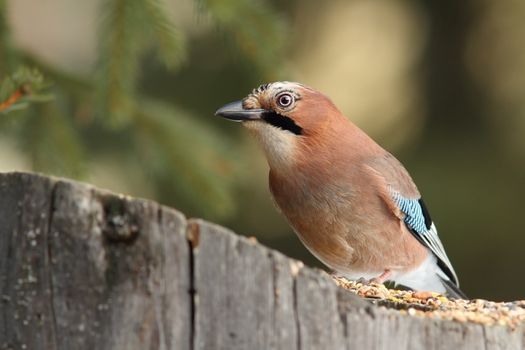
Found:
<box><xmin>96</xmin><ymin>0</ymin><xmax>144</xmax><ymax>126</ymax></box>
<box><xmin>18</xmin><ymin>97</ymin><xmax>85</xmax><ymax>177</ymax></box>
<box><xmin>96</xmin><ymin>0</ymin><xmax>186</xmax><ymax>126</ymax></box>
<box><xmin>0</xmin><ymin>67</ymin><xmax>52</xmax><ymax>115</ymax></box>
<box><xmin>201</xmin><ymin>0</ymin><xmax>288</xmax><ymax>79</ymax></box>
<box><xmin>0</xmin><ymin>86</ymin><xmax>26</xmax><ymax>112</ymax></box>
<box><xmin>142</xmin><ymin>0</ymin><xmax>185</xmax><ymax>70</ymax></box>
<box><xmin>133</xmin><ymin>99</ymin><xmax>239</xmax><ymax>218</ymax></box>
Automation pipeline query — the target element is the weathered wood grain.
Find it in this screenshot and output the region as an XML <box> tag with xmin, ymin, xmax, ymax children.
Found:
<box><xmin>0</xmin><ymin>172</ymin><xmax>522</xmax><ymax>350</ymax></box>
<box><xmin>0</xmin><ymin>173</ymin><xmax>191</xmax><ymax>350</ymax></box>
<box><xmin>190</xmin><ymin>219</ymin><xmax>291</xmax><ymax>350</ymax></box>
<box><xmin>294</xmin><ymin>267</ymin><xmax>346</xmax><ymax>350</ymax></box>
<box><xmin>0</xmin><ymin>173</ymin><xmax>56</xmax><ymax>350</ymax></box>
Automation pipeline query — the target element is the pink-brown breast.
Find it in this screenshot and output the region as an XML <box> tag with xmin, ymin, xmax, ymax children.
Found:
<box><xmin>268</xmin><ymin>118</ymin><xmax>428</xmax><ymax>276</ymax></box>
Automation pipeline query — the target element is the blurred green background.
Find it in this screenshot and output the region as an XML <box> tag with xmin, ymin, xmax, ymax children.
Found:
<box><xmin>1</xmin><ymin>0</ymin><xmax>524</xmax><ymax>301</ymax></box>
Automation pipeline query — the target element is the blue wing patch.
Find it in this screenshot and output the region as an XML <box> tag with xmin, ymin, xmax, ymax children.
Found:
<box><xmin>391</xmin><ymin>193</ymin><xmax>430</xmax><ymax>234</ymax></box>
<box><xmin>391</xmin><ymin>191</ymin><xmax>459</xmax><ymax>286</ymax></box>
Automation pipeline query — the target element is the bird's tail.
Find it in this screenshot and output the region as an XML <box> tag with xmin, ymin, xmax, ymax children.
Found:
<box><xmin>440</xmin><ymin>277</ymin><xmax>468</xmax><ymax>299</ymax></box>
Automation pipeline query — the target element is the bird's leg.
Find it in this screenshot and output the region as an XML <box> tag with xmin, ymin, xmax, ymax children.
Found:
<box><xmin>369</xmin><ymin>269</ymin><xmax>392</xmax><ymax>284</ymax></box>
<box><xmin>331</xmin><ymin>270</ymin><xmax>392</xmax><ymax>285</ymax></box>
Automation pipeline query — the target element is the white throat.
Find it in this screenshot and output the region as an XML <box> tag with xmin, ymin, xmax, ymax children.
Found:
<box><xmin>243</xmin><ymin>120</ymin><xmax>298</xmax><ymax>170</ymax></box>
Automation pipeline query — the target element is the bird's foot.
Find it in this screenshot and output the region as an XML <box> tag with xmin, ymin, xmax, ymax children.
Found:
<box><xmin>356</xmin><ymin>277</ymin><xmax>370</xmax><ymax>285</ymax></box>
<box><xmin>370</xmin><ymin>269</ymin><xmax>392</xmax><ymax>284</ymax></box>
<box><xmin>356</xmin><ymin>270</ymin><xmax>392</xmax><ymax>286</ymax></box>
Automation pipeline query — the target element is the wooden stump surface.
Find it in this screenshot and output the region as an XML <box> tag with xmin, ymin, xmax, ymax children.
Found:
<box><xmin>0</xmin><ymin>172</ymin><xmax>522</xmax><ymax>350</ymax></box>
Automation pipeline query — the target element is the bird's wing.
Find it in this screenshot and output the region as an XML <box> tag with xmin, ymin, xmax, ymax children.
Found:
<box><xmin>365</xmin><ymin>153</ymin><xmax>459</xmax><ymax>286</ymax></box>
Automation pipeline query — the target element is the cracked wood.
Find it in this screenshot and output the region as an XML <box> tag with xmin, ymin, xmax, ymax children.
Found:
<box><xmin>0</xmin><ymin>172</ymin><xmax>523</xmax><ymax>350</ymax></box>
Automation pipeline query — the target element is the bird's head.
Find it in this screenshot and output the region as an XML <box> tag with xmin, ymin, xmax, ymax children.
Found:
<box><xmin>215</xmin><ymin>81</ymin><xmax>343</xmax><ymax>170</ymax></box>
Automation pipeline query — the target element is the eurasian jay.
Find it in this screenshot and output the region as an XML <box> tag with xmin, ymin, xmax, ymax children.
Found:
<box><xmin>215</xmin><ymin>81</ymin><xmax>466</xmax><ymax>298</ymax></box>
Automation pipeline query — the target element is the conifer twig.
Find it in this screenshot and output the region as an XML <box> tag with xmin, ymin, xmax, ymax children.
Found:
<box><xmin>0</xmin><ymin>67</ymin><xmax>51</xmax><ymax>115</ymax></box>
<box><xmin>0</xmin><ymin>84</ymin><xmax>29</xmax><ymax>112</ymax></box>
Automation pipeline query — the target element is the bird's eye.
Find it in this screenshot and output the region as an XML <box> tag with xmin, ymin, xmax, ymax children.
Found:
<box><xmin>277</xmin><ymin>93</ymin><xmax>294</xmax><ymax>108</ymax></box>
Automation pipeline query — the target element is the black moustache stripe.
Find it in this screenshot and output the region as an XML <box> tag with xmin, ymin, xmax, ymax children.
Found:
<box><xmin>261</xmin><ymin>111</ymin><xmax>303</xmax><ymax>135</ymax></box>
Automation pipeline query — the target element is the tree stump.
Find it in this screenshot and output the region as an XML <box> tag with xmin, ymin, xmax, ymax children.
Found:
<box><xmin>0</xmin><ymin>172</ymin><xmax>522</xmax><ymax>350</ymax></box>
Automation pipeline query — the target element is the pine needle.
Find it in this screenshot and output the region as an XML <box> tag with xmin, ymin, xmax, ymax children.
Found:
<box><xmin>133</xmin><ymin>98</ymin><xmax>239</xmax><ymax>219</ymax></box>
<box><xmin>200</xmin><ymin>0</ymin><xmax>288</xmax><ymax>79</ymax></box>
<box><xmin>96</xmin><ymin>0</ymin><xmax>144</xmax><ymax>126</ymax></box>
<box><xmin>0</xmin><ymin>67</ymin><xmax>52</xmax><ymax>115</ymax></box>
<box><xmin>142</xmin><ymin>0</ymin><xmax>186</xmax><ymax>70</ymax></box>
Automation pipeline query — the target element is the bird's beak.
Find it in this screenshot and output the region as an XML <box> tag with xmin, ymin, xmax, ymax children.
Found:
<box><xmin>215</xmin><ymin>100</ymin><xmax>267</xmax><ymax>122</ymax></box>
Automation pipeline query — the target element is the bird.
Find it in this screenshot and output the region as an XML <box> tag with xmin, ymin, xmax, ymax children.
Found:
<box><xmin>215</xmin><ymin>81</ymin><xmax>466</xmax><ymax>298</ymax></box>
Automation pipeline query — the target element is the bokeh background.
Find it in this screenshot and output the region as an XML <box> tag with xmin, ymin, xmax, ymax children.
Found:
<box><xmin>1</xmin><ymin>0</ymin><xmax>524</xmax><ymax>300</ymax></box>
